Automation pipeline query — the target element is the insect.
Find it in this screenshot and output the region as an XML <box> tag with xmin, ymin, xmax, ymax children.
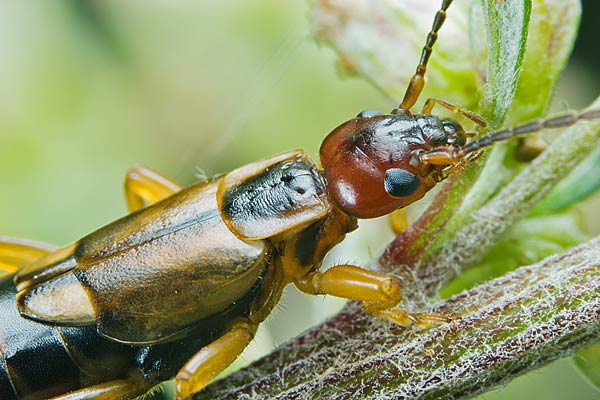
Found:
<box><xmin>1</xmin><ymin>1</ymin><xmax>598</xmax><ymax>399</ymax></box>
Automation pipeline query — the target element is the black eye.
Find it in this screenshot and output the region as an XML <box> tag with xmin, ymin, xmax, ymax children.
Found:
<box><xmin>357</xmin><ymin>110</ymin><xmax>382</xmax><ymax>118</ymax></box>
<box><xmin>384</xmin><ymin>169</ymin><xmax>420</xmax><ymax>198</ymax></box>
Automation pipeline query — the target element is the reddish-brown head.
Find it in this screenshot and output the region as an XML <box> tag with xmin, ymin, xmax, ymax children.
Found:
<box><xmin>320</xmin><ymin>110</ymin><xmax>466</xmax><ymax>219</ymax></box>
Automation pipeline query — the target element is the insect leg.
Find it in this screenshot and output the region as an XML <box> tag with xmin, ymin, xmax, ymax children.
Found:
<box><xmin>399</xmin><ymin>0</ymin><xmax>453</xmax><ymax>110</ymax></box>
<box><xmin>364</xmin><ymin>307</ymin><xmax>454</xmax><ymax>328</ymax></box>
<box><xmin>175</xmin><ymin>318</ymin><xmax>255</xmax><ymax>399</ymax></box>
<box><xmin>294</xmin><ymin>265</ymin><xmax>453</xmax><ymax>328</ymax></box>
<box><xmin>176</xmin><ymin>265</ymin><xmax>286</xmax><ymax>399</ymax></box>
<box><xmin>0</xmin><ymin>236</ymin><xmax>56</xmax><ymax>273</ymax></box>
<box><xmin>422</xmin><ymin>97</ymin><xmax>487</xmax><ymax>127</ymax></box>
<box><xmin>124</xmin><ymin>166</ymin><xmax>182</xmax><ymax>211</ymax></box>
<box><xmin>422</xmin><ymin>148</ymin><xmax>484</xmax><ymax>185</ymax></box>
<box><xmin>390</xmin><ymin>209</ymin><xmax>409</xmax><ymax>235</ymax></box>
<box><xmin>48</xmin><ymin>377</ymin><xmax>151</xmax><ymax>400</ymax></box>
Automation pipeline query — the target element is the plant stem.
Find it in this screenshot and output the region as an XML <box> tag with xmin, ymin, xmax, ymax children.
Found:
<box><xmin>196</xmin><ymin>237</ymin><xmax>600</xmax><ymax>399</ymax></box>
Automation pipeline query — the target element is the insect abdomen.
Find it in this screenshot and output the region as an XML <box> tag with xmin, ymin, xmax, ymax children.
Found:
<box><xmin>0</xmin><ymin>274</ymin><xmax>134</xmax><ymax>399</ymax></box>
<box><xmin>0</xmin><ymin>274</ymin><xmax>81</xmax><ymax>399</ymax></box>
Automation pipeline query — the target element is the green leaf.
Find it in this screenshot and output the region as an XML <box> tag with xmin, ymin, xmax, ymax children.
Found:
<box><xmin>508</xmin><ymin>0</ymin><xmax>581</xmax><ymax>124</ymax></box>
<box><xmin>532</xmin><ymin>148</ymin><xmax>600</xmax><ymax>215</ymax></box>
<box><xmin>478</xmin><ymin>0</ymin><xmax>531</xmax><ymax>128</ymax></box>
<box><xmin>574</xmin><ymin>342</ymin><xmax>600</xmax><ymax>392</ymax></box>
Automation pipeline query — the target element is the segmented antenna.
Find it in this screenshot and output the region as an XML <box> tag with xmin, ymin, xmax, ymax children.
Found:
<box><xmin>459</xmin><ymin>110</ymin><xmax>600</xmax><ymax>156</ymax></box>
<box><xmin>399</xmin><ymin>0</ymin><xmax>453</xmax><ymax>110</ymax></box>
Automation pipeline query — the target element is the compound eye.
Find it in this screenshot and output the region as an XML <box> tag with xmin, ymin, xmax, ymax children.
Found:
<box><xmin>356</xmin><ymin>109</ymin><xmax>383</xmax><ymax>118</ymax></box>
<box><xmin>384</xmin><ymin>168</ymin><xmax>421</xmax><ymax>198</ymax></box>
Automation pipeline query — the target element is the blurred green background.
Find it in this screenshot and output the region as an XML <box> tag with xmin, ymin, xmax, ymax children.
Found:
<box><xmin>0</xmin><ymin>1</ymin><xmax>599</xmax><ymax>399</ymax></box>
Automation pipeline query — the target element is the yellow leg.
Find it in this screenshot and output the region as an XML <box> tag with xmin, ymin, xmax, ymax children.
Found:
<box><xmin>0</xmin><ymin>236</ymin><xmax>56</xmax><ymax>273</ymax></box>
<box><xmin>364</xmin><ymin>306</ymin><xmax>453</xmax><ymax>328</ymax></box>
<box><xmin>420</xmin><ymin>148</ymin><xmax>485</xmax><ymax>188</ymax></box>
<box><xmin>389</xmin><ymin>209</ymin><xmax>409</xmax><ymax>235</ymax></box>
<box><xmin>417</xmin><ymin>142</ymin><xmax>483</xmax><ymax>168</ymax></box>
<box><xmin>49</xmin><ymin>377</ymin><xmax>151</xmax><ymax>400</ymax></box>
<box><xmin>124</xmin><ymin>166</ymin><xmax>181</xmax><ymax>212</ymax></box>
<box><xmin>422</xmin><ymin>97</ymin><xmax>487</xmax><ymax>127</ymax></box>
<box><xmin>175</xmin><ymin>264</ymin><xmax>286</xmax><ymax>399</ymax></box>
<box><xmin>295</xmin><ymin>264</ymin><xmax>453</xmax><ymax>328</ymax></box>
<box><xmin>443</xmin><ymin>148</ymin><xmax>483</xmax><ymax>173</ymax></box>
<box><xmin>175</xmin><ymin>318</ymin><xmax>255</xmax><ymax>399</ymax></box>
